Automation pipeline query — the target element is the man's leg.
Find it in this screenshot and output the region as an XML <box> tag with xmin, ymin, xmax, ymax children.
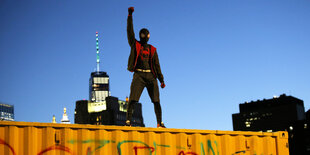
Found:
<box><xmin>153</xmin><ymin>102</ymin><xmax>162</xmax><ymax>125</ymax></box>
<box><xmin>146</xmin><ymin>73</ymin><xmax>165</xmax><ymax>127</ymax></box>
<box><xmin>126</xmin><ymin>73</ymin><xmax>145</xmax><ymax>126</ymax></box>
<box><xmin>126</xmin><ymin>100</ymin><xmax>138</xmax><ymax>125</ymax></box>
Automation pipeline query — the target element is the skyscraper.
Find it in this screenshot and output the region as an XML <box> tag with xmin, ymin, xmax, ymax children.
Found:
<box><xmin>89</xmin><ymin>71</ymin><xmax>109</xmax><ymax>102</ymax></box>
<box><xmin>88</xmin><ymin>71</ymin><xmax>109</xmax><ymax>112</ymax></box>
<box><xmin>0</xmin><ymin>103</ymin><xmax>14</xmax><ymax>121</ymax></box>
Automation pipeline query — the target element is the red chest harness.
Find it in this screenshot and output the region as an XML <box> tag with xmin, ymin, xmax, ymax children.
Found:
<box><xmin>134</xmin><ymin>41</ymin><xmax>157</xmax><ymax>75</ymax></box>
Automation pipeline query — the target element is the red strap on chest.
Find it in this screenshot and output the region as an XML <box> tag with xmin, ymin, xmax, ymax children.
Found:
<box><xmin>135</xmin><ymin>41</ymin><xmax>156</xmax><ymax>57</ymax></box>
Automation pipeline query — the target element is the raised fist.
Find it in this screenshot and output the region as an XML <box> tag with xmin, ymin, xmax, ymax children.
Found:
<box><xmin>128</xmin><ymin>7</ymin><xmax>134</xmax><ymax>15</ymax></box>
<box><xmin>161</xmin><ymin>82</ymin><xmax>166</xmax><ymax>89</ymax></box>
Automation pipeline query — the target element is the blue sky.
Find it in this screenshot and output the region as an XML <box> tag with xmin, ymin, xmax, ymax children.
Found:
<box><xmin>0</xmin><ymin>0</ymin><xmax>309</xmax><ymax>130</ymax></box>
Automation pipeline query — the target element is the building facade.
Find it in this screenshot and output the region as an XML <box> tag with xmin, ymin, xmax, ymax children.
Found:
<box><xmin>0</xmin><ymin>103</ymin><xmax>14</xmax><ymax>121</ymax></box>
<box><xmin>89</xmin><ymin>71</ymin><xmax>110</xmax><ymax>102</ymax></box>
<box><xmin>232</xmin><ymin>94</ymin><xmax>305</xmax><ymax>132</ymax></box>
<box><xmin>232</xmin><ymin>94</ymin><xmax>309</xmax><ymax>155</ymax></box>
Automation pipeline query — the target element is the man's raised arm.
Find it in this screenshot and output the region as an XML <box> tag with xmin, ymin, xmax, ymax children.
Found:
<box><xmin>127</xmin><ymin>7</ymin><xmax>135</xmax><ymax>47</ymax></box>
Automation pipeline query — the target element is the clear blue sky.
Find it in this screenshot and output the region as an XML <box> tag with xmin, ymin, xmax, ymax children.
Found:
<box><xmin>1</xmin><ymin>0</ymin><xmax>309</xmax><ymax>130</ymax></box>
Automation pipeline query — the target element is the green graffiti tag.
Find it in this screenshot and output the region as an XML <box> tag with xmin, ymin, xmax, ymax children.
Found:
<box><xmin>200</xmin><ymin>140</ymin><xmax>219</xmax><ymax>155</ymax></box>
<box><xmin>153</xmin><ymin>142</ymin><xmax>170</xmax><ymax>155</ymax></box>
<box><xmin>201</xmin><ymin>143</ymin><xmax>206</xmax><ymax>155</ymax></box>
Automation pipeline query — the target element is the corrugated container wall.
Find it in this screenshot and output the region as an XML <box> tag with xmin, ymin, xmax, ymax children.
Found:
<box><xmin>0</xmin><ymin>121</ymin><xmax>289</xmax><ymax>155</ymax></box>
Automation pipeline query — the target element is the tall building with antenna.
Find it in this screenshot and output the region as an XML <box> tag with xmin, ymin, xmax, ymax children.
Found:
<box><xmin>88</xmin><ymin>32</ymin><xmax>110</xmax><ymax>111</ymax></box>
<box><xmin>75</xmin><ymin>32</ymin><xmax>144</xmax><ymax>127</ymax></box>
<box><xmin>96</xmin><ymin>32</ymin><xmax>100</xmax><ymax>72</ymax></box>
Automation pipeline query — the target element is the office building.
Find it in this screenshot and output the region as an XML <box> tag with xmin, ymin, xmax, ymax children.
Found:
<box><xmin>232</xmin><ymin>94</ymin><xmax>305</xmax><ymax>132</ymax></box>
<box><xmin>0</xmin><ymin>103</ymin><xmax>14</xmax><ymax>121</ymax></box>
<box><xmin>232</xmin><ymin>94</ymin><xmax>308</xmax><ymax>155</ymax></box>
<box><xmin>89</xmin><ymin>71</ymin><xmax>110</xmax><ymax>103</ymax></box>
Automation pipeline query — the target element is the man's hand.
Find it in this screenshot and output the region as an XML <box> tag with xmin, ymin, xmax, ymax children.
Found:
<box><xmin>161</xmin><ymin>82</ymin><xmax>166</xmax><ymax>89</ymax></box>
<box><xmin>128</xmin><ymin>7</ymin><xmax>134</xmax><ymax>15</ymax></box>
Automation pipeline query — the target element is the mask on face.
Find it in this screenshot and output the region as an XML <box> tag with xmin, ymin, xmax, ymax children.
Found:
<box><xmin>139</xmin><ymin>28</ymin><xmax>150</xmax><ymax>44</ymax></box>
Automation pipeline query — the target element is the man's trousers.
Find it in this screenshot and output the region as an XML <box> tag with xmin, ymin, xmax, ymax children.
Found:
<box><xmin>126</xmin><ymin>72</ymin><xmax>162</xmax><ymax>124</ymax></box>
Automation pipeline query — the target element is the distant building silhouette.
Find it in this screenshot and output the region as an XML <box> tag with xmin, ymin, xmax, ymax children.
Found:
<box><xmin>232</xmin><ymin>94</ymin><xmax>309</xmax><ymax>155</ymax></box>
<box><xmin>232</xmin><ymin>94</ymin><xmax>305</xmax><ymax>131</ymax></box>
<box><xmin>305</xmin><ymin>109</ymin><xmax>310</xmax><ymax>153</ymax></box>
<box><xmin>75</xmin><ymin>97</ymin><xmax>144</xmax><ymax>126</ymax></box>
<box><xmin>0</xmin><ymin>103</ymin><xmax>14</xmax><ymax>121</ymax></box>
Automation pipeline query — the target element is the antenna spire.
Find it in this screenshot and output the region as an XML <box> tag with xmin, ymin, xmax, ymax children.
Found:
<box><xmin>96</xmin><ymin>31</ymin><xmax>100</xmax><ymax>72</ymax></box>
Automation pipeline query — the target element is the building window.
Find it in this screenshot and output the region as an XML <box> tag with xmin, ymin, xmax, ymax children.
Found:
<box><xmin>94</xmin><ymin>91</ymin><xmax>109</xmax><ymax>101</ymax></box>
<box><xmin>119</xmin><ymin>101</ymin><xmax>127</xmax><ymax>112</ymax></box>
<box><xmin>94</xmin><ymin>77</ymin><xmax>109</xmax><ymax>84</ymax></box>
<box><xmin>245</xmin><ymin>121</ymin><xmax>251</xmax><ymax>127</ymax></box>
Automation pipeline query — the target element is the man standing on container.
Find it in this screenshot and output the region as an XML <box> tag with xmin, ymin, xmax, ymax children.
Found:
<box><xmin>126</xmin><ymin>7</ymin><xmax>166</xmax><ymax>128</ymax></box>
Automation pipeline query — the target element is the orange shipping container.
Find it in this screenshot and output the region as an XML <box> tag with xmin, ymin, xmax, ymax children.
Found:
<box><xmin>0</xmin><ymin>121</ymin><xmax>289</xmax><ymax>155</ymax></box>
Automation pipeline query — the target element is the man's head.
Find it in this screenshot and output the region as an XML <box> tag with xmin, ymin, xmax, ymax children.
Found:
<box><xmin>139</xmin><ymin>28</ymin><xmax>150</xmax><ymax>44</ymax></box>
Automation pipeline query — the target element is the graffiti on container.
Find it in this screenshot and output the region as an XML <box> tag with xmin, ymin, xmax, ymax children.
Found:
<box><xmin>37</xmin><ymin>145</ymin><xmax>74</xmax><ymax>155</ymax></box>
<box><xmin>0</xmin><ymin>139</ymin><xmax>16</xmax><ymax>155</ymax></box>
<box><xmin>0</xmin><ymin>138</ymin><xmax>264</xmax><ymax>155</ymax></box>
<box><xmin>232</xmin><ymin>150</ymin><xmax>246</xmax><ymax>154</ymax></box>
<box><xmin>232</xmin><ymin>150</ymin><xmax>266</xmax><ymax>155</ymax></box>
<box><xmin>69</xmin><ymin>139</ymin><xmax>213</xmax><ymax>155</ymax></box>
<box><xmin>178</xmin><ymin>151</ymin><xmax>198</xmax><ymax>155</ymax></box>
<box><xmin>133</xmin><ymin>146</ymin><xmax>155</xmax><ymax>154</ymax></box>
<box><xmin>117</xmin><ymin>140</ymin><xmax>154</xmax><ymax>155</ymax></box>
<box><xmin>200</xmin><ymin>140</ymin><xmax>219</xmax><ymax>155</ymax></box>
<box><xmin>68</xmin><ymin>139</ymin><xmax>115</xmax><ymax>154</ymax></box>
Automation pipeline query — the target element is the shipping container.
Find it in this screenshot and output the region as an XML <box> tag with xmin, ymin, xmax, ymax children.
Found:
<box><xmin>0</xmin><ymin>121</ymin><xmax>289</xmax><ymax>155</ymax></box>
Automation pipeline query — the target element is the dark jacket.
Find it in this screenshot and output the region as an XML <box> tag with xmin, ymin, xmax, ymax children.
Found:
<box><xmin>127</xmin><ymin>15</ymin><xmax>164</xmax><ymax>83</ymax></box>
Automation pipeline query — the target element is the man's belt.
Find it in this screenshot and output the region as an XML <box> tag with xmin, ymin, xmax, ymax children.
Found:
<box><xmin>136</xmin><ymin>69</ymin><xmax>151</xmax><ymax>73</ymax></box>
